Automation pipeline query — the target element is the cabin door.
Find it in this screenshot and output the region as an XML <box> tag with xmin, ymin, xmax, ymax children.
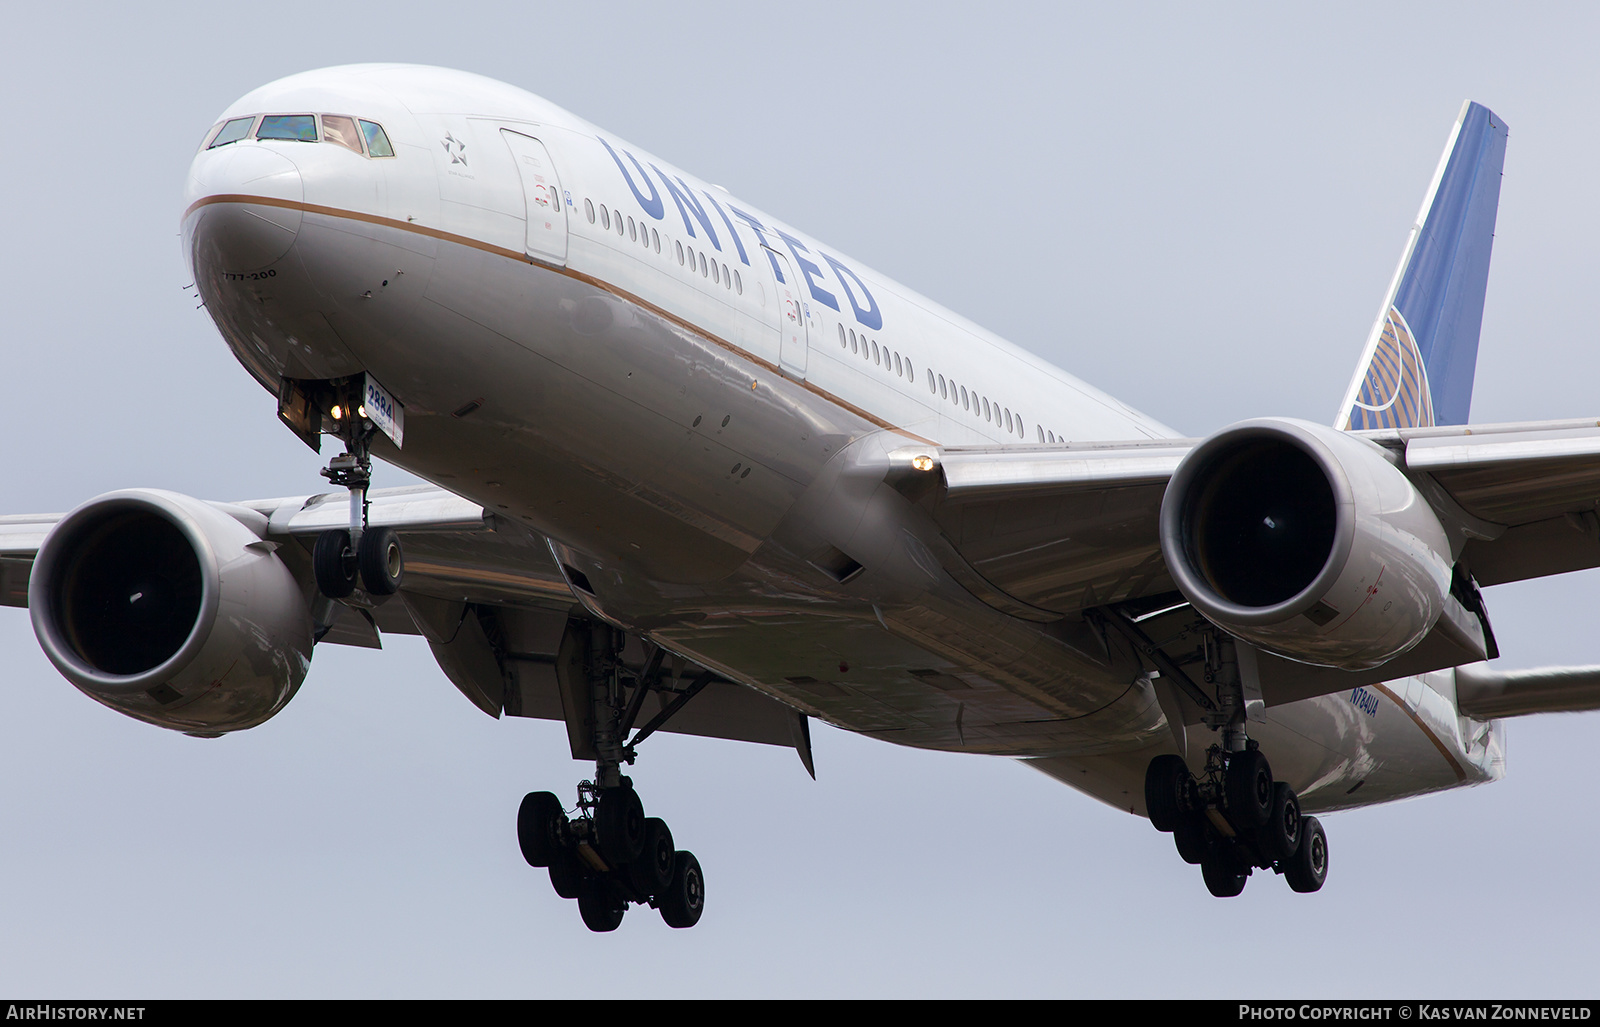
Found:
<box><xmin>501</xmin><ymin>129</ymin><xmax>568</xmax><ymax>266</ymax></box>
<box><xmin>766</xmin><ymin>246</ymin><xmax>808</xmax><ymax>380</ymax></box>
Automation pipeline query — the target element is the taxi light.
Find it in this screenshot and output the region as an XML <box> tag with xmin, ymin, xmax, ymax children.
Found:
<box><xmin>911</xmin><ymin>455</ymin><xmax>935</xmax><ymax>472</ymax></box>
<box><xmin>357</xmin><ymin>404</ymin><xmax>367</xmax><ymax>419</ymax></box>
<box><xmin>330</xmin><ymin>405</ymin><xmax>343</xmax><ymax>420</ymax></box>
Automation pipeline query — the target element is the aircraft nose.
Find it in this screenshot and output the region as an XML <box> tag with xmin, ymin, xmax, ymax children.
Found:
<box><xmin>184</xmin><ymin>146</ymin><xmax>304</xmax><ymax>273</ymax></box>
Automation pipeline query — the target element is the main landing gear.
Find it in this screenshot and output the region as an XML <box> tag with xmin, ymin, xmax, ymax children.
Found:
<box><xmin>517</xmin><ymin>779</ymin><xmax>704</xmax><ymax>932</ymax></box>
<box><xmin>1121</xmin><ymin>621</ymin><xmax>1329</xmax><ymax>898</ymax></box>
<box><xmin>1145</xmin><ymin>745</ymin><xmax>1328</xmax><ymax>897</ymax></box>
<box><xmin>518</xmin><ymin>622</ymin><xmax>707</xmax><ymax>932</ymax></box>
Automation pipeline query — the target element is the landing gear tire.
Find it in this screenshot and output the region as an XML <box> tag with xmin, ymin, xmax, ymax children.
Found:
<box><xmin>548</xmin><ymin>850</ymin><xmax>585</xmax><ymax>900</ymax></box>
<box><xmin>1173</xmin><ymin>814</ymin><xmax>1208</xmax><ymax>865</ymax></box>
<box><xmin>313</xmin><ymin>529</ymin><xmax>359</xmax><ymax>599</ymax></box>
<box><xmin>659</xmin><ymin>850</ymin><xmax>704</xmax><ymax>929</ymax></box>
<box><xmin>358</xmin><ymin>525</ymin><xmax>403</xmax><ymax>595</ymax></box>
<box><xmin>1285</xmin><ymin>814</ymin><xmax>1329</xmax><ymax>893</ymax></box>
<box><xmin>1260</xmin><ymin>782</ymin><xmax>1302</xmax><ymax>864</ymax></box>
<box><xmin>1225</xmin><ymin>747</ymin><xmax>1274</xmax><ymax>831</ymax></box>
<box><xmin>1144</xmin><ymin>754</ymin><xmax>1194</xmax><ymax>833</ymax></box>
<box><xmin>577</xmin><ymin>879</ymin><xmax>626</xmax><ymax>932</ymax></box>
<box><xmin>517</xmin><ymin>791</ymin><xmax>566</xmax><ymax>868</ymax></box>
<box><xmin>628</xmin><ymin>817</ymin><xmax>676</xmax><ymax>898</ymax></box>
<box><xmin>1201</xmin><ymin>841</ymin><xmax>1248</xmax><ymax>898</ymax></box>
<box><xmin>596</xmin><ymin>785</ymin><xmax>646</xmax><ymax>865</ymax></box>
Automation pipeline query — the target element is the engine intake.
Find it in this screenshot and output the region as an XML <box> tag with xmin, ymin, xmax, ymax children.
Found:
<box><xmin>30</xmin><ymin>490</ymin><xmax>313</xmax><ymax>735</ymax></box>
<box><xmin>1159</xmin><ymin>419</ymin><xmax>1453</xmax><ymax>670</ymax></box>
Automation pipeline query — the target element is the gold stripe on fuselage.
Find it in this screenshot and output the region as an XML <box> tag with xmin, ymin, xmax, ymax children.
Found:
<box><xmin>184</xmin><ymin>193</ymin><xmax>938</xmax><ymax>446</ymax></box>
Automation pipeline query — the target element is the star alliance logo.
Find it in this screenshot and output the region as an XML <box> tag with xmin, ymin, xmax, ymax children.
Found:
<box><xmin>441</xmin><ymin>132</ymin><xmax>467</xmax><ymax>165</ymax></box>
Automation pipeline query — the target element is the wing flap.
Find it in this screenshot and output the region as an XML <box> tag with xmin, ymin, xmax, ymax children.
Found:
<box><xmin>926</xmin><ymin>440</ymin><xmax>1193</xmax><ymax>616</ymax></box>
<box><xmin>940</xmin><ymin>443</ymin><xmax>1190</xmax><ymax>498</ymax></box>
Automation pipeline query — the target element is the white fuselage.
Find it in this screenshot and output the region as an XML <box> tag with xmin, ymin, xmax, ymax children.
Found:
<box><xmin>182</xmin><ymin>65</ymin><xmax>1502</xmax><ymax>816</ymax></box>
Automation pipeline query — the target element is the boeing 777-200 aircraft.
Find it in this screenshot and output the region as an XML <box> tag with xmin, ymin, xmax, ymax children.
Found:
<box><xmin>6</xmin><ymin>65</ymin><xmax>1599</xmax><ymax>930</ymax></box>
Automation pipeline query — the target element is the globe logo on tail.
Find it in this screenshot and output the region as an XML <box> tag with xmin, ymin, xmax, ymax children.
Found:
<box><xmin>1347</xmin><ymin>306</ymin><xmax>1435</xmax><ymax>430</ymax></box>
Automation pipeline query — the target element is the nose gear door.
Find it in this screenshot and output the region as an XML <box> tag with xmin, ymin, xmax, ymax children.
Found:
<box><xmin>501</xmin><ymin>129</ymin><xmax>568</xmax><ymax>266</ymax></box>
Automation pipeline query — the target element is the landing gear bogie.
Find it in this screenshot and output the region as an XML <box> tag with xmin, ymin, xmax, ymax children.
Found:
<box><xmin>521</xmin><ymin>781</ymin><xmax>707</xmax><ymax>931</ymax></box>
<box><xmin>1144</xmin><ymin>745</ymin><xmax>1329</xmax><ymax>898</ymax></box>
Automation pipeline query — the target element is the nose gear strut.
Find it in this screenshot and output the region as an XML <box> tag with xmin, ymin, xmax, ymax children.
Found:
<box><xmin>310</xmin><ymin>388</ymin><xmax>404</xmax><ymax>612</ymax></box>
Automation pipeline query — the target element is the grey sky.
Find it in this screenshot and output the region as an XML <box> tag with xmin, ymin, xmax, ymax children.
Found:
<box><xmin>2</xmin><ymin>2</ymin><xmax>1599</xmax><ymax>997</ymax></box>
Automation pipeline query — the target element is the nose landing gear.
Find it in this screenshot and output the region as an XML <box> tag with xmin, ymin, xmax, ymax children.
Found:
<box><xmin>310</xmin><ymin>394</ymin><xmax>404</xmax><ymax>615</ymax></box>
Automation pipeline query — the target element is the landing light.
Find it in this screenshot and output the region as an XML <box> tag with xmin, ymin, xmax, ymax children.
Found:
<box><xmin>330</xmin><ymin>405</ymin><xmax>343</xmax><ymax>420</ymax></box>
<box><xmin>357</xmin><ymin>405</ymin><xmax>367</xmax><ymax>419</ymax></box>
<box><xmin>911</xmin><ymin>455</ymin><xmax>935</xmax><ymax>472</ymax></box>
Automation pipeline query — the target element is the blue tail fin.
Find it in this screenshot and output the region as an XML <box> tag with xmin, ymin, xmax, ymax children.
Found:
<box><xmin>1336</xmin><ymin>101</ymin><xmax>1508</xmax><ymax>430</ymax></box>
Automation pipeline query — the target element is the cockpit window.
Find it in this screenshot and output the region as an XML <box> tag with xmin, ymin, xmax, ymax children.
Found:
<box><xmin>208</xmin><ymin>117</ymin><xmax>256</xmax><ymax>149</ymax></box>
<box><xmin>359</xmin><ymin>120</ymin><xmax>394</xmax><ymax>158</ymax></box>
<box><xmin>257</xmin><ymin>115</ymin><xmax>318</xmax><ymax>142</ymax></box>
<box><xmin>320</xmin><ymin>115</ymin><xmax>363</xmax><ymax>154</ymax></box>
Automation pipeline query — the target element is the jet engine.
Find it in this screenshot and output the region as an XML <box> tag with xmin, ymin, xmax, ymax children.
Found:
<box><xmin>29</xmin><ymin>489</ymin><xmax>313</xmax><ymax>735</ymax></box>
<box><xmin>1159</xmin><ymin>418</ymin><xmax>1453</xmax><ymax>670</ymax></box>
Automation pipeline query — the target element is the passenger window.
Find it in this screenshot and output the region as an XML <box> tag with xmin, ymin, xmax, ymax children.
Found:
<box><xmin>938</xmin><ymin>374</ymin><xmax>947</xmax><ymax>399</ymax></box>
<box><xmin>321</xmin><ymin>115</ymin><xmax>363</xmax><ymax>154</ymax></box>
<box><xmin>838</xmin><ymin>324</ymin><xmax>846</xmax><ymax>348</ymax></box>
<box><xmin>734</xmin><ymin>270</ymin><xmax>742</xmax><ymax>294</ymax></box>
<box><xmin>1037</xmin><ymin>426</ymin><xmax>1045</xmax><ymax>442</ymax></box>
<box><xmin>894</xmin><ymin>353</ymin><xmax>903</xmax><ymax>377</ymax></box>
<box><xmin>676</xmin><ymin>240</ymin><xmax>684</xmax><ymax>265</ymax></box>
<box><xmin>1005</xmin><ymin>408</ymin><xmax>1013</xmax><ymax>432</ymax></box>
<box><xmin>628</xmin><ymin>216</ymin><xmax>637</xmax><ymax>242</ymax></box>
<box><xmin>723</xmin><ymin>263</ymin><xmax>731</xmax><ymax>289</ymax></box>
<box><xmin>652</xmin><ymin>228</ymin><xmax>661</xmax><ymax>252</ymax></box>
<box><xmin>872</xmin><ymin>341</ymin><xmax>880</xmax><ymax>365</ymax></box>
<box><xmin>359</xmin><ymin>120</ymin><xmax>394</xmax><ymax>157</ymax></box>
<box><xmin>961</xmin><ymin>386</ymin><xmax>969</xmax><ymax>410</ymax></box>
<box><xmin>699</xmin><ymin>252</ymin><xmax>708</xmax><ymax>277</ymax></box>
<box><xmin>927</xmin><ymin>369</ymin><xmax>936</xmax><ymax>393</ymax></box>
<box><xmin>208</xmin><ymin>116</ymin><xmax>255</xmax><ymax>149</ymax></box>
<box><xmin>711</xmin><ymin>260</ymin><xmax>719</xmax><ymax>285</ymax></box>
<box><xmin>257</xmin><ymin>115</ymin><xmax>317</xmax><ymax>142</ymax></box>
<box><xmin>616</xmin><ymin>215</ymin><xmax>625</xmax><ymax>237</ymax></box>
<box><xmin>906</xmin><ymin>359</ymin><xmax>913</xmax><ymax>380</ymax></box>
<box><xmin>585</xmin><ymin>199</ymin><xmax>596</xmax><ymax>224</ymax></box>
<box><xmin>600</xmin><ymin>205</ymin><xmax>610</xmax><ymax>230</ymax></box>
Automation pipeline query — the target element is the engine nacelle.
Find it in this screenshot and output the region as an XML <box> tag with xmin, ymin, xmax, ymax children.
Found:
<box><xmin>1159</xmin><ymin>418</ymin><xmax>1452</xmax><ymax>670</ymax></box>
<box><xmin>29</xmin><ymin>489</ymin><xmax>313</xmax><ymax>735</ymax></box>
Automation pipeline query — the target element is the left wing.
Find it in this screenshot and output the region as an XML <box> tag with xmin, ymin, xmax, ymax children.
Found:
<box><xmin>4</xmin><ymin>485</ymin><xmax>806</xmax><ymax>752</ymax></box>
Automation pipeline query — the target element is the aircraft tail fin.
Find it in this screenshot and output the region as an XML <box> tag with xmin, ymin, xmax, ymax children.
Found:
<box><xmin>1336</xmin><ymin>102</ymin><xmax>1509</xmax><ymax>430</ymax></box>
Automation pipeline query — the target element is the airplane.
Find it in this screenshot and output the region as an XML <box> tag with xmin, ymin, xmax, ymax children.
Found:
<box><xmin>5</xmin><ymin>63</ymin><xmax>1600</xmax><ymax>932</ymax></box>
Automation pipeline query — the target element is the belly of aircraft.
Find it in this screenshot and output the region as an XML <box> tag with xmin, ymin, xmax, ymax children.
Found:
<box><xmin>206</xmin><ymin>205</ymin><xmax>1497</xmax><ymax>773</ymax></box>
